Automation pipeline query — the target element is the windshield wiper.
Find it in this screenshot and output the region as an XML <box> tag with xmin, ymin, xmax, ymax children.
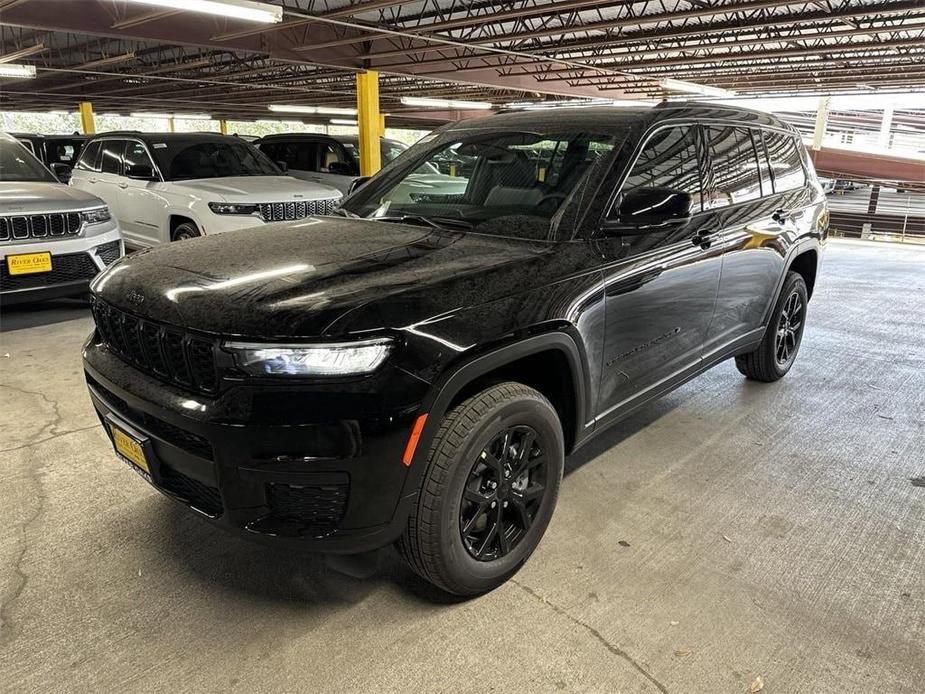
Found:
<box><xmin>373</xmin><ymin>214</ymin><xmax>473</xmax><ymax>231</ymax></box>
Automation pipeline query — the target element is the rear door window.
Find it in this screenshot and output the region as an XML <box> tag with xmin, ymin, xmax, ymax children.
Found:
<box><xmin>752</xmin><ymin>130</ymin><xmax>774</xmax><ymax>197</ymax></box>
<box><xmin>99</xmin><ymin>140</ymin><xmax>123</xmax><ymax>175</ymax></box>
<box><xmin>620</xmin><ymin>126</ymin><xmax>704</xmax><ymax>213</ymax></box>
<box><xmin>705</xmin><ymin>126</ymin><xmax>762</xmax><ymax>208</ymax></box>
<box><xmin>764</xmin><ymin>132</ymin><xmax>806</xmax><ymax>193</ymax></box>
<box><xmin>75</xmin><ymin>140</ymin><xmax>102</xmax><ymax>172</ymax></box>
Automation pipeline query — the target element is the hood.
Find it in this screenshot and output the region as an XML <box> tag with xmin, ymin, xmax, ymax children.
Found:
<box><xmin>173</xmin><ymin>175</ymin><xmax>341</xmax><ymax>201</ymax></box>
<box><xmin>0</xmin><ymin>182</ymin><xmax>105</xmax><ymax>214</ymax></box>
<box><xmin>92</xmin><ymin>217</ymin><xmax>554</xmax><ymax>339</ymax></box>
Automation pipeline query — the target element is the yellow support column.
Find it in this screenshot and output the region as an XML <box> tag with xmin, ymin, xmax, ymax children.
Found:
<box><xmin>219</xmin><ymin>119</ymin><xmax>229</xmax><ymax>135</ymax></box>
<box><xmin>356</xmin><ymin>70</ymin><xmax>381</xmax><ymax>176</ymax></box>
<box><xmin>78</xmin><ymin>101</ymin><xmax>96</xmax><ymax>135</ymax></box>
<box><xmin>167</xmin><ymin>117</ymin><xmax>175</xmax><ymax>133</ymax></box>
<box><xmin>378</xmin><ymin>114</ymin><xmax>386</xmax><ymax>138</ymax></box>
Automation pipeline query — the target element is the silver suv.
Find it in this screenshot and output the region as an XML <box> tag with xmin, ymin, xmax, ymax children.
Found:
<box><xmin>1</xmin><ymin>133</ymin><xmax>123</xmax><ymax>305</ymax></box>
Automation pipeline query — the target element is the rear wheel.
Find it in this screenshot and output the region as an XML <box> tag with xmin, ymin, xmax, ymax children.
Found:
<box><xmin>735</xmin><ymin>271</ymin><xmax>808</xmax><ymax>382</ymax></box>
<box><xmin>172</xmin><ymin>221</ymin><xmax>201</xmax><ymax>241</ymax></box>
<box><xmin>398</xmin><ymin>382</ymin><xmax>564</xmax><ymax>596</ymax></box>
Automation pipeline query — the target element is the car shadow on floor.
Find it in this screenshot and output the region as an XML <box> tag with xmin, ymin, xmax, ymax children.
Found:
<box><xmin>0</xmin><ymin>297</ymin><xmax>92</xmax><ymax>331</ymax></box>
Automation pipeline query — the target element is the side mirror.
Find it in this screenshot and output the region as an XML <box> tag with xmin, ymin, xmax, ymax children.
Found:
<box><xmin>328</xmin><ymin>161</ymin><xmax>356</xmax><ymax>176</ymax></box>
<box><xmin>347</xmin><ymin>176</ymin><xmax>371</xmax><ymax>196</ymax></box>
<box><xmin>125</xmin><ymin>163</ymin><xmax>156</xmax><ymax>181</ymax></box>
<box><xmin>276</xmin><ymin>160</ymin><xmax>289</xmax><ymax>173</ymax></box>
<box><xmin>603</xmin><ymin>187</ymin><xmax>693</xmax><ymax>235</ymax></box>
<box><xmin>50</xmin><ymin>162</ymin><xmax>72</xmax><ymax>181</ymax></box>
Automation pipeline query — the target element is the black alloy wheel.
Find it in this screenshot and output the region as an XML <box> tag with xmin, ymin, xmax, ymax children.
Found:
<box><xmin>460</xmin><ymin>425</ymin><xmax>548</xmax><ymax>561</ymax></box>
<box><xmin>775</xmin><ymin>290</ymin><xmax>804</xmax><ymax>366</ymax></box>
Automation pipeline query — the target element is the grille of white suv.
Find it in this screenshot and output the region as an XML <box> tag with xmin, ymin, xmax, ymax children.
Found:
<box><xmin>0</xmin><ymin>212</ymin><xmax>82</xmax><ymax>242</ymax></box>
<box><xmin>258</xmin><ymin>199</ymin><xmax>339</xmax><ymax>222</ymax></box>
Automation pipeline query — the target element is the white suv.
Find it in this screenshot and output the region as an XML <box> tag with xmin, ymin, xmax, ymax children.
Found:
<box><xmin>69</xmin><ymin>133</ymin><xmax>341</xmax><ymax>248</ymax></box>
<box><xmin>1</xmin><ymin>133</ymin><xmax>123</xmax><ymax>305</ymax></box>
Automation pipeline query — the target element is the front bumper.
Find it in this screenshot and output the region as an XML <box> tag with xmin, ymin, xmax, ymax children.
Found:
<box><xmin>1</xmin><ymin>225</ymin><xmax>123</xmax><ymax>304</ymax></box>
<box><xmin>83</xmin><ymin>335</ymin><xmax>429</xmax><ymax>553</ymax></box>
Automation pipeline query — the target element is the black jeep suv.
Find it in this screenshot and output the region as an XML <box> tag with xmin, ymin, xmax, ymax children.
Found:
<box><xmin>84</xmin><ymin>104</ymin><xmax>827</xmax><ymax>595</ymax></box>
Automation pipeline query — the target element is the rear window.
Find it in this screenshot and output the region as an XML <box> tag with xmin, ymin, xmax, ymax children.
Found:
<box><xmin>46</xmin><ymin>139</ymin><xmax>84</xmax><ymax>165</ymax></box>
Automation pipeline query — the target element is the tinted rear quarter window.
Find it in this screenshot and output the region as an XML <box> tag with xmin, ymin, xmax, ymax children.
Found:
<box><xmin>764</xmin><ymin>132</ymin><xmax>806</xmax><ymax>193</ymax></box>
<box><xmin>705</xmin><ymin>126</ymin><xmax>762</xmax><ymax>208</ymax></box>
<box><xmin>75</xmin><ymin>140</ymin><xmax>102</xmax><ymax>172</ymax></box>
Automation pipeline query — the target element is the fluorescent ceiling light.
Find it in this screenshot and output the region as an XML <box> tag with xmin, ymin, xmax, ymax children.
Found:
<box><xmin>121</xmin><ymin>0</ymin><xmax>282</xmax><ymax>24</ymax></box>
<box><xmin>505</xmin><ymin>98</ymin><xmax>655</xmax><ymax>110</ymax></box>
<box><xmin>659</xmin><ymin>78</ymin><xmax>735</xmax><ymax>98</ymax></box>
<box><xmin>268</xmin><ymin>104</ymin><xmax>357</xmax><ymax>116</ymax></box>
<box><xmin>400</xmin><ymin>96</ymin><xmax>493</xmax><ymax>110</ymax></box>
<box><xmin>329</xmin><ymin>119</ymin><xmax>358</xmax><ymax>126</ymax></box>
<box><xmin>100</xmin><ymin>113</ymin><xmax>123</xmax><ymax>117</ymax></box>
<box><xmin>131</xmin><ymin>112</ymin><xmax>172</xmax><ymax>119</ymax></box>
<box><xmin>173</xmin><ymin>113</ymin><xmax>211</xmax><ymax>120</ymax></box>
<box><xmin>0</xmin><ymin>63</ymin><xmax>37</xmax><ymax>79</ymax></box>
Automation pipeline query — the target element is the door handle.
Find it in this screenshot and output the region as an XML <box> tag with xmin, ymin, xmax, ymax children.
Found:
<box><xmin>772</xmin><ymin>209</ymin><xmax>791</xmax><ymax>224</ymax></box>
<box><xmin>118</xmin><ymin>183</ymin><xmax>128</xmax><ymax>189</ymax></box>
<box><xmin>692</xmin><ymin>232</ymin><xmax>713</xmax><ymax>249</ymax></box>
<box><xmin>88</xmin><ymin>178</ymin><xmax>97</xmax><ymax>184</ymax></box>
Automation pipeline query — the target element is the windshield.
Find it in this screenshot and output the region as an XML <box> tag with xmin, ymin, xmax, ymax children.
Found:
<box><xmin>0</xmin><ymin>139</ymin><xmax>57</xmax><ymax>183</ymax></box>
<box><xmin>161</xmin><ymin>140</ymin><xmax>281</xmax><ymax>180</ymax></box>
<box><xmin>341</xmin><ymin>130</ymin><xmax>617</xmax><ymax>240</ymax></box>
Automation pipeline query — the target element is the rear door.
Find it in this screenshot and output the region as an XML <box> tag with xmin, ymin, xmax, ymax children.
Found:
<box><xmin>594</xmin><ymin>124</ymin><xmax>724</xmax><ymax>422</ymax></box>
<box><xmin>69</xmin><ymin>139</ymin><xmax>102</xmax><ymax>194</ymax></box>
<box><xmin>705</xmin><ymin>127</ymin><xmax>806</xmax><ymax>355</ymax></box>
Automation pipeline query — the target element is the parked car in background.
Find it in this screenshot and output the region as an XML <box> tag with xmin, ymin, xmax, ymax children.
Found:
<box><xmin>255</xmin><ymin>133</ymin><xmax>466</xmax><ymax>197</ymax></box>
<box><xmin>13</xmin><ymin>133</ymin><xmax>87</xmax><ymax>183</ymax></box>
<box><xmin>1</xmin><ymin>133</ymin><xmax>122</xmax><ymax>305</ymax></box>
<box><xmin>83</xmin><ymin>104</ymin><xmax>826</xmax><ymax>596</ymax></box>
<box><xmin>69</xmin><ymin>132</ymin><xmax>341</xmax><ymax>248</ymax></box>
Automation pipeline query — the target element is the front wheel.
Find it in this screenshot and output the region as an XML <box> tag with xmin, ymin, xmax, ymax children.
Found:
<box><xmin>398</xmin><ymin>382</ymin><xmax>564</xmax><ymax>596</ymax></box>
<box><xmin>735</xmin><ymin>271</ymin><xmax>808</xmax><ymax>382</ymax></box>
<box><xmin>172</xmin><ymin>221</ymin><xmax>201</xmax><ymax>241</ymax></box>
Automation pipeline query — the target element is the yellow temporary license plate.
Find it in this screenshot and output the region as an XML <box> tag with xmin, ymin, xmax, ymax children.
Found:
<box><xmin>112</xmin><ymin>426</ymin><xmax>150</xmax><ymax>474</ymax></box>
<box><xmin>6</xmin><ymin>252</ymin><xmax>52</xmax><ymax>275</ymax></box>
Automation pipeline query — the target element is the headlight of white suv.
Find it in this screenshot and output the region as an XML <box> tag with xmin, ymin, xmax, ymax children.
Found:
<box><xmin>81</xmin><ymin>207</ymin><xmax>111</xmax><ymax>224</ymax></box>
<box><xmin>208</xmin><ymin>202</ymin><xmax>258</xmax><ymax>215</ymax></box>
<box><xmin>223</xmin><ymin>338</ymin><xmax>394</xmax><ymax>376</ymax></box>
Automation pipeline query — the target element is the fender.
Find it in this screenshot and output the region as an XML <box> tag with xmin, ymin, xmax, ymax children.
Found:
<box><xmin>760</xmin><ymin>237</ymin><xmax>822</xmax><ymax>327</ymax></box>
<box><xmin>398</xmin><ymin>329</ymin><xmax>592</xmax><ymax>498</ymax></box>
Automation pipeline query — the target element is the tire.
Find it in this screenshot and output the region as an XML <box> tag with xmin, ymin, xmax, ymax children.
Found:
<box><xmin>397</xmin><ymin>382</ymin><xmax>564</xmax><ymax>596</ymax></box>
<box><xmin>735</xmin><ymin>271</ymin><xmax>808</xmax><ymax>382</ymax></box>
<box><xmin>172</xmin><ymin>221</ymin><xmax>201</xmax><ymax>241</ymax></box>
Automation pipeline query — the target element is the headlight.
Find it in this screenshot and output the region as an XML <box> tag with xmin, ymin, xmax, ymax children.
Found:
<box><xmin>224</xmin><ymin>338</ymin><xmax>393</xmax><ymax>376</ymax></box>
<box><xmin>81</xmin><ymin>207</ymin><xmax>111</xmax><ymax>225</ymax></box>
<box><xmin>208</xmin><ymin>202</ymin><xmax>258</xmax><ymax>215</ymax></box>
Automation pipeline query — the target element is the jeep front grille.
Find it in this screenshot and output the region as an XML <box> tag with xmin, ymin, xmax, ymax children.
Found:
<box><xmin>258</xmin><ymin>198</ymin><xmax>338</xmax><ymax>222</ymax></box>
<box><xmin>91</xmin><ymin>299</ymin><xmax>219</xmax><ymax>395</ymax></box>
<box><xmin>0</xmin><ymin>212</ymin><xmax>82</xmax><ymax>242</ymax></box>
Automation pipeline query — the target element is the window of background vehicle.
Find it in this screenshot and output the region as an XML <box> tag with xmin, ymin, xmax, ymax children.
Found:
<box><xmin>705</xmin><ymin>126</ymin><xmax>762</xmax><ymax>208</ymax></box>
<box><xmin>123</xmin><ymin>141</ymin><xmax>155</xmax><ymax>172</ymax></box>
<box><xmin>319</xmin><ymin>143</ymin><xmax>351</xmax><ymax>173</ymax></box>
<box><xmin>162</xmin><ymin>141</ymin><xmax>280</xmax><ymax>180</ymax></box>
<box><xmin>752</xmin><ymin>130</ymin><xmax>774</xmax><ymax>197</ymax></box>
<box><xmin>0</xmin><ymin>140</ymin><xmax>57</xmax><ymax>183</ymax></box>
<box><xmin>100</xmin><ymin>141</ymin><xmax>123</xmax><ymax>175</ymax></box>
<box><xmin>46</xmin><ymin>142</ymin><xmax>80</xmax><ymax>165</ymax></box>
<box><xmin>764</xmin><ymin>132</ymin><xmax>806</xmax><ymax>193</ymax></box>
<box><xmin>620</xmin><ymin>126</ymin><xmax>703</xmax><ymax>213</ymax></box>
<box><xmin>75</xmin><ymin>140</ymin><xmax>101</xmax><ymax>172</ymax></box>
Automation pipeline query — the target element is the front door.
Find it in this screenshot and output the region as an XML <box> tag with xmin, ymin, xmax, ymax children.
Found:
<box><xmin>119</xmin><ymin>141</ymin><xmax>164</xmax><ymax>247</ymax></box>
<box><xmin>594</xmin><ymin>124</ymin><xmax>723</xmax><ymax>424</ymax></box>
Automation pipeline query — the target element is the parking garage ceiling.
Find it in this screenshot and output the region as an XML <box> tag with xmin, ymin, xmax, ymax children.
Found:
<box><xmin>1</xmin><ymin>0</ymin><xmax>923</xmax><ymax>123</ymax></box>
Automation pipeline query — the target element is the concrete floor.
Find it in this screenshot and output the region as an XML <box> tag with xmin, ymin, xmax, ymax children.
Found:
<box><xmin>1</xmin><ymin>238</ymin><xmax>923</xmax><ymax>693</ymax></box>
